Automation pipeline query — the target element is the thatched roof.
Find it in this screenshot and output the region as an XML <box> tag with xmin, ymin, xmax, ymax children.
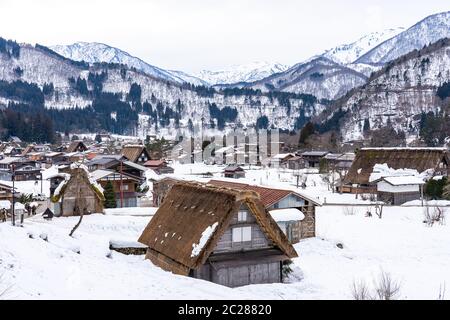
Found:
<box><xmin>138</xmin><ymin>182</ymin><xmax>297</xmax><ymax>275</ymax></box>
<box><xmin>51</xmin><ymin>167</ymin><xmax>105</xmax><ymax>203</ymax></box>
<box><xmin>121</xmin><ymin>145</ymin><xmax>150</xmax><ymax>163</ymax></box>
<box><xmin>345</xmin><ymin>148</ymin><xmax>449</xmax><ymax>185</ymax></box>
<box><xmin>67</xmin><ymin>141</ymin><xmax>87</xmax><ymax>153</ymax></box>
<box><xmin>208</xmin><ymin>180</ymin><xmax>321</xmax><ymax>206</ymax></box>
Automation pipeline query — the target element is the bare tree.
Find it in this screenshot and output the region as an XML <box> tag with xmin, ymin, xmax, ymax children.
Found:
<box><xmin>424</xmin><ymin>206</ymin><xmax>446</xmax><ymax>227</ymax></box>
<box><xmin>438</xmin><ymin>282</ymin><xmax>446</xmax><ymax>300</ymax></box>
<box><xmin>351</xmin><ymin>279</ymin><xmax>371</xmax><ymax>300</ymax></box>
<box><xmin>343</xmin><ymin>206</ymin><xmax>356</xmax><ymax>216</ymax></box>
<box><xmin>350</xmin><ymin>270</ymin><xmax>401</xmax><ymax>300</ymax></box>
<box><xmin>373</xmin><ymin>270</ymin><xmax>401</xmax><ymax>300</ymax></box>
<box><xmin>0</xmin><ymin>273</ymin><xmax>11</xmax><ymax>299</ymax></box>
<box><xmin>374</xmin><ymin>202</ymin><xmax>384</xmax><ymax>219</ymax></box>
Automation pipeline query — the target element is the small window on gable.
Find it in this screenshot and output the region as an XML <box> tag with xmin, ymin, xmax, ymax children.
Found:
<box><xmin>238</xmin><ymin>211</ymin><xmax>247</xmax><ymax>222</ymax></box>
<box><xmin>232</xmin><ymin>226</ymin><xmax>252</xmax><ymax>243</ymax></box>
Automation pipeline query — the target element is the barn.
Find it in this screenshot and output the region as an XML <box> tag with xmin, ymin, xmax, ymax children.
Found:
<box><xmin>138</xmin><ymin>182</ymin><xmax>297</xmax><ymax>288</ymax></box>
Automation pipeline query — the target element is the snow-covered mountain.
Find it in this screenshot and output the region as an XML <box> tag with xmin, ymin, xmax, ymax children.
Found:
<box><xmin>0</xmin><ymin>40</ymin><xmax>324</xmax><ymax>137</ymax></box>
<box><xmin>323</xmin><ymin>38</ymin><xmax>450</xmax><ymax>142</ymax></box>
<box><xmin>321</xmin><ymin>27</ymin><xmax>405</xmax><ymax>65</ymax></box>
<box><xmin>356</xmin><ymin>11</ymin><xmax>450</xmax><ymax>65</ymax></box>
<box><xmin>195</xmin><ymin>61</ymin><xmax>289</xmax><ymax>85</ymax></box>
<box><xmin>245</xmin><ymin>57</ymin><xmax>368</xmax><ymax>100</ymax></box>
<box><xmin>50</xmin><ymin>42</ymin><xmax>207</xmax><ymax>86</ymax></box>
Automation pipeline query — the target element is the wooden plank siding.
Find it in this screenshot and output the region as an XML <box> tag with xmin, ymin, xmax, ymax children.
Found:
<box><xmin>213</xmin><ymin>205</ymin><xmax>272</xmax><ymax>253</ymax></box>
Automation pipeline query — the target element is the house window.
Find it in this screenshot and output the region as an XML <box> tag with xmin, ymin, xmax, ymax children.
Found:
<box><xmin>232</xmin><ymin>226</ymin><xmax>252</xmax><ymax>243</ymax></box>
<box><xmin>238</xmin><ymin>211</ymin><xmax>247</xmax><ymax>222</ymax></box>
<box><xmin>120</xmin><ymin>184</ymin><xmax>129</xmax><ymax>191</ymax></box>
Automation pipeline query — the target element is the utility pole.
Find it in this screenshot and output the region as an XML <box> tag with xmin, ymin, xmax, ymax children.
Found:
<box><xmin>120</xmin><ymin>160</ymin><xmax>124</xmax><ymax>208</ymax></box>
<box><xmin>11</xmin><ymin>164</ymin><xmax>15</xmax><ymax>226</ymax></box>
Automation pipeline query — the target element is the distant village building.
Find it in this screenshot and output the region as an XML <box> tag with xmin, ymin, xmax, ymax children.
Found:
<box><xmin>0</xmin><ymin>157</ymin><xmax>41</xmax><ymax>181</ymax></box>
<box><xmin>0</xmin><ymin>182</ymin><xmax>14</xmax><ymax>201</ymax></box>
<box><xmin>223</xmin><ymin>165</ymin><xmax>245</xmax><ymax>179</ymax></box>
<box><xmin>151</xmin><ymin>177</ymin><xmax>179</xmax><ymax>207</ymax></box>
<box><xmin>143</xmin><ymin>160</ymin><xmax>174</xmax><ymax>175</ymax></box>
<box><xmin>138</xmin><ymin>182</ymin><xmax>298</xmax><ymax>288</ymax></box>
<box><xmin>286</xmin><ymin>156</ymin><xmax>305</xmax><ymax>170</ymax></box>
<box><xmin>301</xmin><ymin>151</ymin><xmax>329</xmax><ymax>168</ymax></box>
<box><xmin>375</xmin><ymin>176</ymin><xmax>425</xmax><ymax>205</ymax></box>
<box><xmin>66</xmin><ymin>141</ymin><xmax>88</xmax><ymax>153</ymax></box>
<box><xmin>121</xmin><ymin>145</ymin><xmax>151</xmax><ymax>164</ymax></box>
<box><xmin>90</xmin><ymin>169</ymin><xmax>142</xmax><ymax>207</ymax></box>
<box><xmin>343</xmin><ymin>148</ymin><xmax>449</xmax><ymax>194</ymax></box>
<box><xmin>270</xmin><ymin>153</ymin><xmax>295</xmax><ymax>168</ymax></box>
<box><xmin>51</xmin><ymin>166</ymin><xmax>105</xmax><ymax>217</ymax></box>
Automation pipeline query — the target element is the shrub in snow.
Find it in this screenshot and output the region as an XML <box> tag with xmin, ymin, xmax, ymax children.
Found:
<box><xmin>282</xmin><ymin>260</ymin><xmax>294</xmax><ymax>279</ymax></box>
<box><xmin>351</xmin><ymin>279</ymin><xmax>370</xmax><ymax>300</ymax></box>
<box><xmin>423</xmin><ymin>206</ymin><xmax>446</xmax><ymax>227</ymax></box>
<box><xmin>351</xmin><ymin>270</ymin><xmax>401</xmax><ymax>300</ymax></box>
<box><xmin>342</xmin><ymin>206</ymin><xmax>356</xmax><ymax>216</ymax></box>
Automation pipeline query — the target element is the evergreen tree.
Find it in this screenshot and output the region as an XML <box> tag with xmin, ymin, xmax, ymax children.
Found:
<box><xmin>298</xmin><ymin>121</ymin><xmax>315</xmax><ymax>145</ymax></box>
<box><xmin>103</xmin><ymin>181</ymin><xmax>117</xmax><ymax>208</ymax></box>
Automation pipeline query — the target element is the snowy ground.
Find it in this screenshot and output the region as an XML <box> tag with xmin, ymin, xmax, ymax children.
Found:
<box><xmin>1</xmin><ymin>204</ymin><xmax>449</xmax><ymax>300</ymax></box>
<box><xmin>1</xmin><ymin>163</ymin><xmax>449</xmax><ymax>300</ymax></box>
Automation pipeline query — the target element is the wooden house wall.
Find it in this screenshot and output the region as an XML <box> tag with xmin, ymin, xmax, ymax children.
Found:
<box><xmin>213</xmin><ymin>205</ymin><xmax>272</xmax><ymax>253</ymax></box>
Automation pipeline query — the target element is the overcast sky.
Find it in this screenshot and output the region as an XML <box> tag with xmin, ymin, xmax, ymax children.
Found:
<box><xmin>0</xmin><ymin>0</ymin><xmax>448</xmax><ymax>72</ymax></box>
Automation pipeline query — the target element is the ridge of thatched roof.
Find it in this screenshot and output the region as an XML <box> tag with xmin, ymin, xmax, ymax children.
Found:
<box><xmin>51</xmin><ymin>167</ymin><xmax>105</xmax><ymax>203</ymax></box>
<box><xmin>121</xmin><ymin>145</ymin><xmax>150</xmax><ymax>162</ymax></box>
<box><xmin>138</xmin><ymin>181</ymin><xmax>297</xmax><ymax>275</ymax></box>
<box><xmin>345</xmin><ymin>148</ymin><xmax>449</xmax><ymax>185</ymax></box>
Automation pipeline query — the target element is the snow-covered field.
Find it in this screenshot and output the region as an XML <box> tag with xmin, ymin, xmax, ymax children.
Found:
<box><xmin>1</xmin><ymin>163</ymin><xmax>449</xmax><ymax>300</ymax></box>
<box><xmin>1</xmin><ymin>204</ymin><xmax>449</xmax><ymax>300</ymax></box>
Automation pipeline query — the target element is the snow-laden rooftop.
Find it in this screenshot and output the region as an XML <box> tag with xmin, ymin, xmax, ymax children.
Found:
<box><xmin>382</xmin><ymin>176</ymin><xmax>425</xmax><ymax>186</ymax></box>
<box><xmin>269</xmin><ymin>208</ymin><xmax>305</xmax><ymax>222</ymax></box>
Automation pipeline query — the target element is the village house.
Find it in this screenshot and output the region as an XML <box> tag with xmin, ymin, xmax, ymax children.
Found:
<box><xmin>374</xmin><ymin>176</ymin><xmax>425</xmax><ymax>205</ymax></box>
<box><xmin>300</xmin><ymin>151</ymin><xmax>329</xmax><ymax>168</ymax></box>
<box><xmin>51</xmin><ymin>166</ymin><xmax>105</xmax><ymax>217</ymax></box>
<box><xmin>90</xmin><ymin>169</ymin><xmax>142</xmax><ymax>207</ymax></box>
<box><xmin>342</xmin><ymin>148</ymin><xmax>449</xmax><ymax>194</ymax></box>
<box><xmin>223</xmin><ymin>164</ymin><xmax>245</xmax><ymax>179</ymax></box>
<box><xmin>286</xmin><ymin>155</ymin><xmax>305</xmax><ymax>170</ymax></box>
<box><xmin>138</xmin><ymin>181</ymin><xmax>298</xmax><ymax>288</ymax></box>
<box><xmin>270</xmin><ymin>153</ymin><xmax>295</xmax><ymax>168</ymax></box>
<box><xmin>208</xmin><ymin>180</ymin><xmax>320</xmax><ymax>242</ymax></box>
<box><xmin>66</xmin><ymin>140</ymin><xmax>88</xmax><ymax>153</ymax></box>
<box><xmin>0</xmin><ymin>157</ymin><xmax>42</xmax><ymax>181</ymax></box>
<box><xmin>143</xmin><ymin>159</ymin><xmax>174</xmax><ymax>175</ymax></box>
<box><xmin>87</xmin><ymin>155</ymin><xmax>148</xmax><ymax>180</ymax></box>
<box><xmin>151</xmin><ymin>177</ymin><xmax>179</xmax><ymax>207</ymax></box>
<box><xmin>0</xmin><ymin>182</ymin><xmax>14</xmax><ymax>201</ymax></box>
<box><xmin>121</xmin><ymin>145</ymin><xmax>151</xmax><ymax>164</ymax></box>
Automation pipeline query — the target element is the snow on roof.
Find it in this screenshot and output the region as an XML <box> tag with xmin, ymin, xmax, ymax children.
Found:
<box><xmin>190</xmin><ymin>222</ymin><xmax>219</xmax><ymax>258</ymax></box>
<box><xmin>90</xmin><ymin>169</ymin><xmax>114</xmax><ymax>181</ymax></box>
<box><xmin>361</xmin><ymin>147</ymin><xmax>448</xmax><ymax>151</ymax></box>
<box><xmin>269</xmin><ymin>208</ymin><xmax>305</xmax><ymax>222</ymax></box>
<box><xmin>369</xmin><ymin>163</ymin><xmax>422</xmax><ymax>183</ymax></box>
<box><xmin>382</xmin><ymin>176</ymin><xmax>425</xmax><ymax>186</ymax></box>
<box><xmin>0</xmin><ymin>157</ymin><xmax>20</xmax><ymax>164</ymax></box>
<box><xmin>272</xmin><ymin>153</ymin><xmax>294</xmax><ymax>159</ymax></box>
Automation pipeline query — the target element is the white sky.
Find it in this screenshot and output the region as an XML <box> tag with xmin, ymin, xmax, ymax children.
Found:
<box><xmin>0</xmin><ymin>0</ymin><xmax>449</xmax><ymax>73</ymax></box>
